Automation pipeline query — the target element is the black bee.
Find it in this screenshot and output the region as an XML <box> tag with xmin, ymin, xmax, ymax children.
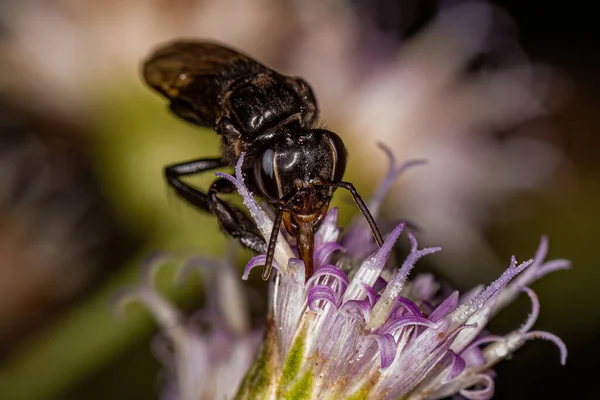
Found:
<box><xmin>142</xmin><ymin>41</ymin><xmax>383</xmax><ymax>280</ymax></box>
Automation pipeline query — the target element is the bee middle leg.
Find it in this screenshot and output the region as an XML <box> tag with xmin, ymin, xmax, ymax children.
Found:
<box><xmin>164</xmin><ymin>158</ymin><xmax>267</xmax><ymax>254</ymax></box>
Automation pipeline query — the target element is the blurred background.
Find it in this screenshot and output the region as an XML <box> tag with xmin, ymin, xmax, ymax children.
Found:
<box><xmin>0</xmin><ymin>0</ymin><xmax>596</xmax><ymax>398</ymax></box>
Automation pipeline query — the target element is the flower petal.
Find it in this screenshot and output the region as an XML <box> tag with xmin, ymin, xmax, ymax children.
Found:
<box><xmin>452</xmin><ymin>256</ymin><xmax>533</xmax><ymax>326</ymax></box>
<box><xmin>367</xmin><ymin>232</ymin><xmax>441</xmax><ymax>330</ymax></box>
<box><xmin>368</xmin><ymin>144</ymin><xmax>428</xmax><ymax>217</ymax></box>
<box><xmin>273</xmin><ymin>258</ymin><xmax>306</xmax><ymax>355</ymax></box>
<box><xmin>368</xmin><ymin>333</ymin><xmax>397</xmax><ymax>369</ymax></box>
<box><xmin>395</xmin><ymin>296</ymin><xmax>423</xmax><ymax>317</ymax></box>
<box><xmin>524</xmin><ymin>331</ymin><xmax>568</xmax><ymax>366</ymax></box>
<box><xmin>429</xmin><ymin>291</ymin><xmax>459</xmax><ymax>322</ymax></box>
<box><xmin>308</xmin><ymin>284</ymin><xmax>338</xmax><ymax>313</ymax></box>
<box><xmin>307</xmin><ymin>264</ymin><xmax>350</xmax><ymax>301</ymax></box>
<box><xmin>242</xmin><ymin>255</ymin><xmax>281</xmax><ymax>280</ymax></box>
<box><xmin>339</xmin><ymin>299</ymin><xmax>371</xmax><ymax>321</ymax></box>
<box><xmin>518</xmin><ymin>287</ymin><xmax>540</xmax><ymax>333</ymax></box>
<box><xmin>459</xmin><ymin>373</ymin><xmax>495</xmax><ymax>400</ymax></box>
<box><xmin>343</xmin><ymin>222</ymin><xmax>406</xmax><ymax>302</ymax></box>
<box><xmin>442</xmin><ymin>350</ymin><xmax>466</xmax><ymax>384</ymax></box>
<box><xmin>314</xmin><ymin>242</ymin><xmax>345</xmax><ymax>267</ymax></box>
<box><xmin>381</xmin><ymin>315</ymin><xmax>437</xmax><ymax>335</ymax></box>
<box><xmin>362</xmin><ymin>283</ymin><xmax>379</xmax><ymax>307</ymax></box>
<box><xmin>314</xmin><ymin>207</ymin><xmax>340</xmax><ymax>245</ymax></box>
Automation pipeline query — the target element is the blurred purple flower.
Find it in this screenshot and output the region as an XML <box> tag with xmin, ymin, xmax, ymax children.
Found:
<box><xmin>118</xmin><ymin>150</ymin><xmax>569</xmax><ymax>399</ymax></box>
<box><xmin>115</xmin><ymin>249</ymin><xmax>262</xmax><ymax>400</ymax></box>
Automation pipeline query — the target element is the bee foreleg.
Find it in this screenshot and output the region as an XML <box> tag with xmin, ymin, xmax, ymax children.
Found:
<box><xmin>164</xmin><ymin>157</ymin><xmax>227</xmax><ymax>211</ymax></box>
<box><xmin>208</xmin><ymin>189</ymin><xmax>267</xmax><ymax>255</ymax></box>
<box><xmin>164</xmin><ymin>158</ymin><xmax>267</xmax><ymax>254</ymax></box>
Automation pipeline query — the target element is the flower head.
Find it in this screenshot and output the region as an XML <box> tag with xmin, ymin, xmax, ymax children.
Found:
<box><xmin>118</xmin><ymin>148</ymin><xmax>569</xmax><ymax>400</ymax></box>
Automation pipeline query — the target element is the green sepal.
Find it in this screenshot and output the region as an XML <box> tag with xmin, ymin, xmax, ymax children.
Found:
<box><xmin>234</xmin><ymin>316</ymin><xmax>279</xmax><ymax>399</ymax></box>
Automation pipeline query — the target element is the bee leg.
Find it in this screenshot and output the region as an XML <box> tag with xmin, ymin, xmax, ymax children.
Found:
<box><xmin>207</xmin><ymin>178</ymin><xmax>267</xmax><ymax>254</ymax></box>
<box><xmin>164</xmin><ymin>159</ymin><xmax>267</xmax><ymax>254</ymax></box>
<box><xmin>164</xmin><ymin>157</ymin><xmax>227</xmax><ymax>212</ymax></box>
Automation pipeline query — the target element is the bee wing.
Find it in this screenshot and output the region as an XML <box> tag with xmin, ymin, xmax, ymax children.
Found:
<box><xmin>142</xmin><ymin>41</ymin><xmax>267</xmax><ymax>126</ymax></box>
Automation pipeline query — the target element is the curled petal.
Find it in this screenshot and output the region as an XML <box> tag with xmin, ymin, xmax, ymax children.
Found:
<box><xmin>243</xmin><ymin>255</ymin><xmax>268</xmax><ymax>280</ymax></box>
<box><xmin>362</xmin><ymin>283</ymin><xmax>379</xmax><ymax>307</ymax></box>
<box><xmin>307</xmin><ymin>264</ymin><xmax>350</xmax><ymax>287</ymax></box>
<box><xmin>459</xmin><ymin>374</ymin><xmax>495</xmax><ymax>400</ymax></box>
<box><xmin>382</xmin><ymin>315</ymin><xmax>437</xmax><ymax>335</ymax></box>
<box><xmin>112</xmin><ymin>253</ymin><xmax>180</xmax><ymax>325</ymax></box>
<box><xmin>308</xmin><ymin>284</ymin><xmax>338</xmax><ymax>313</ymax></box>
<box><xmin>524</xmin><ymin>331</ymin><xmax>568</xmax><ymax>366</ymax></box>
<box><xmin>519</xmin><ymin>287</ymin><xmax>540</xmax><ymax>333</ymax></box>
<box><xmin>314</xmin><ymin>242</ymin><xmax>345</xmax><ymax>267</ymax></box>
<box><xmin>339</xmin><ymin>299</ymin><xmax>371</xmax><ymax>321</ymax></box>
<box><xmin>395</xmin><ymin>296</ymin><xmax>423</xmax><ymax>316</ymax></box>
<box><xmin>243</xmin><ymin>254</ymin><xmax>284</xmax><ymax>280</ymax></box>
<box><xmin>368</xmin><ymin>333</ymin><xmax>397</xmax><ymax>369</ymax></box>
<box><xmin>368</xmin><ymin>143</ymin><xmax>428</xmax><ymax>216</ymax></box>
<box><xmin>443</xmin><ymin>350</ymin><xmax>466</xmax><ymax>384</ymax></box>
<box><xmin>214</xmin><ymin>163</ymin><xmax>268</xmax><ymax>240</ymax></box>
<box><xmin>175</xmin><ymin>255</ymin><xmax>225</xmax><ymax>286</ymax></box>
<box><xmin>111</xmin><ymin>286</ymin><xmax>142</xmax><ymax>322</ymax></box>
<box><xmin>140</xmin><ymin>252</ymin><xmax>175</xmax><ymax>288</ymax></box>
<box><xmin>409</xmin><ymin>232</ymin><xmax>444</xmax><ymax>259</ymax></box>
<box><xmin>112</xmin><ymin>285</ymin><xmax>186</xmax><ymax>346</ymax></box>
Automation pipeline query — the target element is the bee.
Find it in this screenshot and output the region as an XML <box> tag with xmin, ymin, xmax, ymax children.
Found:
<box><xmin>143</xmin><ymin>41</ymin><xmax>383</xmax><ymax>280</ymax></box>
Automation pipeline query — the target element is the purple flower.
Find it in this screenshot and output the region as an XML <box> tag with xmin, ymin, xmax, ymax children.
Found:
<box><xmin>114</xmin><ymin>249</ymin><xmax>262</xmax><ymax>400</ymax></box>
<box><xmin>118</xmin><ymin>149</ymin><xmax>569</xmax><ymax>400</ymax></box>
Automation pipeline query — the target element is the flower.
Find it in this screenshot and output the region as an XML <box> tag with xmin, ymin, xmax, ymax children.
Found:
<box><xmin>114</xmin><ymin>248</ymin><xmax>262</xmax><ymax>400</ymax></box>
<box><xmin>117</xmin><ymin>149</ymin><xmax>569</xmax><ymax>400</ymax></box>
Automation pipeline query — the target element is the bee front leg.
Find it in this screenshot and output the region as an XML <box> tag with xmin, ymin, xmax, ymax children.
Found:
<box><xmin>164</xmin><ymin>157</ymin><xmax>227</xmax><ymax>212</ymax></box>
<box><xmin>164</xmin><ymin>159</ymin><xmax>267</xmax><ymax>254</ymax></box>
<box><xmin>208</xmin><ymin>179</ymin><xmax>267</xmax><ymax>254</ymax></box>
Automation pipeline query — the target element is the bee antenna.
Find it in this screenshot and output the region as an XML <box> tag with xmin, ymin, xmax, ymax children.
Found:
<box><xmin>331</xmin><ymin>181</ymin><xmax>384</xmax><ymax>247</ymax></box>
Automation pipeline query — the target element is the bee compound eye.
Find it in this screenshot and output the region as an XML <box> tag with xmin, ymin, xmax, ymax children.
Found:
<box><xmin>320</xmin><ymin>130</ymin><xmax>347</xmax><ymax>183</ymax></box>
<box><xmin>253</xmin><ymin>148</ymin><xmax>280</xmax><ymax>202</ymax></box>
